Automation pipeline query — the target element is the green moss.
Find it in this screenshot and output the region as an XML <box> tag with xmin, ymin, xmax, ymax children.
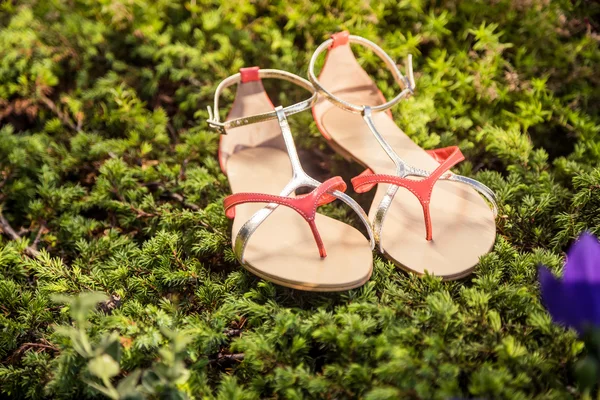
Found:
<box><xmin>0</xmin><ymin>0</ymin><xmax>599</xmax><ymax>398</ymax></box>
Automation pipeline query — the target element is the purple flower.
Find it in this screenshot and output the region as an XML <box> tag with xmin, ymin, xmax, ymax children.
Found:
<box><xmin>539</xmin><ymin>232</ymin><xmax>600</xmax><ymax>334</ymax></box>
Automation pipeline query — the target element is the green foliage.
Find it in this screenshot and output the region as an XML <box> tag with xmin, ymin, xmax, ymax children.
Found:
<box><xmin>0</xmin><ymin>0</ymin><xmax>599</xmax><ymax>398</ymax></box>
<box><xmin>573</xmin><ymin>328</ymin><xmax>600</xmax><ymax>397</ymax></box>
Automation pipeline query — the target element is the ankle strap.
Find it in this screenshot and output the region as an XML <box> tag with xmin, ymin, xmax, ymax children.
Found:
<box><xmin>207</xmin><ymin>68</ymin><xmax>317</xmax><ymax>134</ymax></box>
<box><xmin>308</xmin><ymin>33</ymin><xmax>416</xmax><ymax>115</ymax></box>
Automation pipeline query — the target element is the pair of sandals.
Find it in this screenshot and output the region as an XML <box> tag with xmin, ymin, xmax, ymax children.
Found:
<box><xmin>207</xmin><ymin>32</ymin><xmax>498</xmax><ymax>291</ymax></box>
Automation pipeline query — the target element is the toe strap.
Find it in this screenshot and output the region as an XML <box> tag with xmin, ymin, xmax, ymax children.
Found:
<box><xmin>426</xmin><ymin>147</ymin><xmax>498</xmax><ymax>216</ymax></box>
<box><xmin>224</xmin><ymin>177</ymin><xmax>347</xmax><ymax>258</ymax></box>
<box><xmin>351</xmin><ymin>146</ymin><xmax>465</xmax><ymax>241</ymax></box>
<box><xmin>352</xmin><ymin>146</ymin><xmax>498</xmax><ymax>241</ymax></box>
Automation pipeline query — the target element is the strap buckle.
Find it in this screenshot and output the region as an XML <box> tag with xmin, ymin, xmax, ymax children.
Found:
<box><xmin>403</xmin><ymin>54</ymin><xmax>416</xmax><ymax>94</ymax></box>
<box><xmin>206</xmin><ymin>106</ymin><xmax>227</xmax><ymax>135</ymax></box>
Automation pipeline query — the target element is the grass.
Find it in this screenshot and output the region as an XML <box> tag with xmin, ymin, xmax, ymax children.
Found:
<box><xmin>0</xmin><ymin>0</ymin><xmax>599</xmax><ymax>398</ymax></box>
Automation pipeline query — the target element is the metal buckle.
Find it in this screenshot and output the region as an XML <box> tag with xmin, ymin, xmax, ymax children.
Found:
<box><xmin>206</xmin><ymin>106</ymin><xmax>227</xmax><ymax>134</ymax></box>
<box><xmin>403</xmin><ymin>76</ymin><xmax>415</xmax><ymax>95</ymax></box>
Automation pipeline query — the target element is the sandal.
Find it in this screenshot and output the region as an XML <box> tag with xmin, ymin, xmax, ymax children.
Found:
<box><xmin>308</xmin><ymin>32</ymin><xmax>497</xmax><ymax>280</ymax></box>
<box><xmin>207</xmin><ymin>67</ymin><xmax>374</xmax><ymax>291</ymax></box>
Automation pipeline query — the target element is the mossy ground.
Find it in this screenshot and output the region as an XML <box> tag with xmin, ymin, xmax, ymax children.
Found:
<box><xmin>1</xmin><ymin>0</ymin><xmax>599</xmax><ymax>399</ymax></box>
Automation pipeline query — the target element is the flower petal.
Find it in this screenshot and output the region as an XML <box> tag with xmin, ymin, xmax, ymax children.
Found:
<box><xmin>564</xmin><ymin>232</ymin><xmax>600</xmax><ymax>283</ymax></box>
<box><xmin>539</xmin><ymin>266</ymin><xmax>600</xmax><ymax>333</ymax></box>
<box><xmin>539</xmin><ymin>267</ymin><xmax>575</xmax><ymax>327</ymax></box>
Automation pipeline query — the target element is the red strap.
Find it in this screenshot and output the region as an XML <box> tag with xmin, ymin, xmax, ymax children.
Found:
<box><xmin>426</xmin><ymin>147</ymin><xmax>458</xmax><ymax>164</ymax></box>
<box><xmin>223</xmin><ymin>177</ymin><xmax>347</xmax><ymax>258</ymax></box>
<box><xmin>330</xmin><ymin>31</ymin><xmax>350</xmax><ymax>49</ymax></box>
<box><xmin>353</xmin><ymin>168</ymin><xmax>376</xmax><ymax>193</ymax></box>
<box><xmin>351</xmin><ymin>146</ymin><xmax>465</xmax><ymax>241</ymax></box>
<box><xmin>240</xmin><ymin>66</ymin><xmax>260</xmax><ymax>83</ymax></box>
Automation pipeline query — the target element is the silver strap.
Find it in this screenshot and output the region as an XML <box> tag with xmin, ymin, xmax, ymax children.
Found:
<box><xmin>308</xmin><ymin>35</ymin><xmax>416</xmax><ymax>114</ymax></box>
<box><xmin>229</xmin><ymin>106</ymin><xmax>375</xmax><ymax>263</ymax></box>
<box><xmin>207</xmin><ymin>69</ymin><xmax>318</xmax><ymax>134</ymax></box>
<box><xmin>405</xmin><ymin>167</ymin><xmax>498</xmax><ymax>214</ymax></box>
<box><xmin>371</xmin><ymin>169</ymin><xmax>499</xmax><ymax>251</ymax></box>
<box><xmin>363</xmin><ymin>106</ymin><xmax>498</xmax><ymax>250</ymax></box>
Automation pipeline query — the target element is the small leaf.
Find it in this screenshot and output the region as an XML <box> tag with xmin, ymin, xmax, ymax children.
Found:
<box><xmin>95</xmin><ymin>331</ymin><xmax>122</xmax><ymax>361</ymax></box>
<box><xmin>117</xmin><ymin>369</ymin><xmax>142</xmax><ymax>396</ymax></box>
<box><xmin>84</xmin><ymin>379</ymin><xmax>119</xmax><ymax>400</ymax></box>
<box><xmin>488</xmin><ymin>310</ymin><xmax>502</xmax><ymax>332</ymax></box>
<box><xmin>142</xmin><ymin>370</ymin><xmax>161</xmax><ymax>391</ymax></box>
<box><xmin>574</xmin><ymin>356</ymin><xmax>598</xmax><ymax>392</ymax></box>
<box><xmin>52</xmin><ymin>291</ymin><xmax>109</xmax><ymax>324</ymax></box>
<box><xmin>89</xmin><ymin>354</ymin><xmax>120</xmax><ymax>380</ymax></box>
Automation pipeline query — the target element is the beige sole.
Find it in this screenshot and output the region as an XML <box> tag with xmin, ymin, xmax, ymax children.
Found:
<box><xmin>313</xmin><ymin>42</ymin><xmax>496</xmax><ymax>280</ymax></box>
<box><xmin>243</xmin><ymin>247</ymin><xmax>372</xmax><ymax>292</ymax></box>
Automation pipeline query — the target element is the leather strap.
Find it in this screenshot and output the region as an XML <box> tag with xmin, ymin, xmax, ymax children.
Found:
<box><xmin>240</xmin><ymin>66</ymin><xmax>260</xmax><ymax>83</ymax></box>
<box><xmin>224</xmin><ymin>177</ymin><xmax>347</xmax><ymax>258</ymax></box>
<box><xmin>352</xmin><ymin>144</ymin><xmax>498</xmax><ymax>244</ymax></box>
<box><xmin>308</xmin><ymin>32</ymin><xmax>416</xmax><ymax>114</ymax></box>
<box><xmin>330</xmin><ymin>31</ymin><xmax>349</xmax><ymax>48</ymax></box>
<box><xmin>207</xmin><ymin>69</ymin><xmax>318</xmax><ymax>134</ymax></box>
<box><xmin>352</xmin><ymin>147</ymin><xmax>465</xmax><ymax>240</ymax></box>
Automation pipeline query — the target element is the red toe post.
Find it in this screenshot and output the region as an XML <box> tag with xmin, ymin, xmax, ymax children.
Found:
<box><xmin>223</xmin><ymin>177</ymin><xmax>347</xmax><ymax>258</ymax></box>
<box><xmin>352</xmin><ymin>146</ymin><xmax>465</xmax><ymax>241</ymax></box>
